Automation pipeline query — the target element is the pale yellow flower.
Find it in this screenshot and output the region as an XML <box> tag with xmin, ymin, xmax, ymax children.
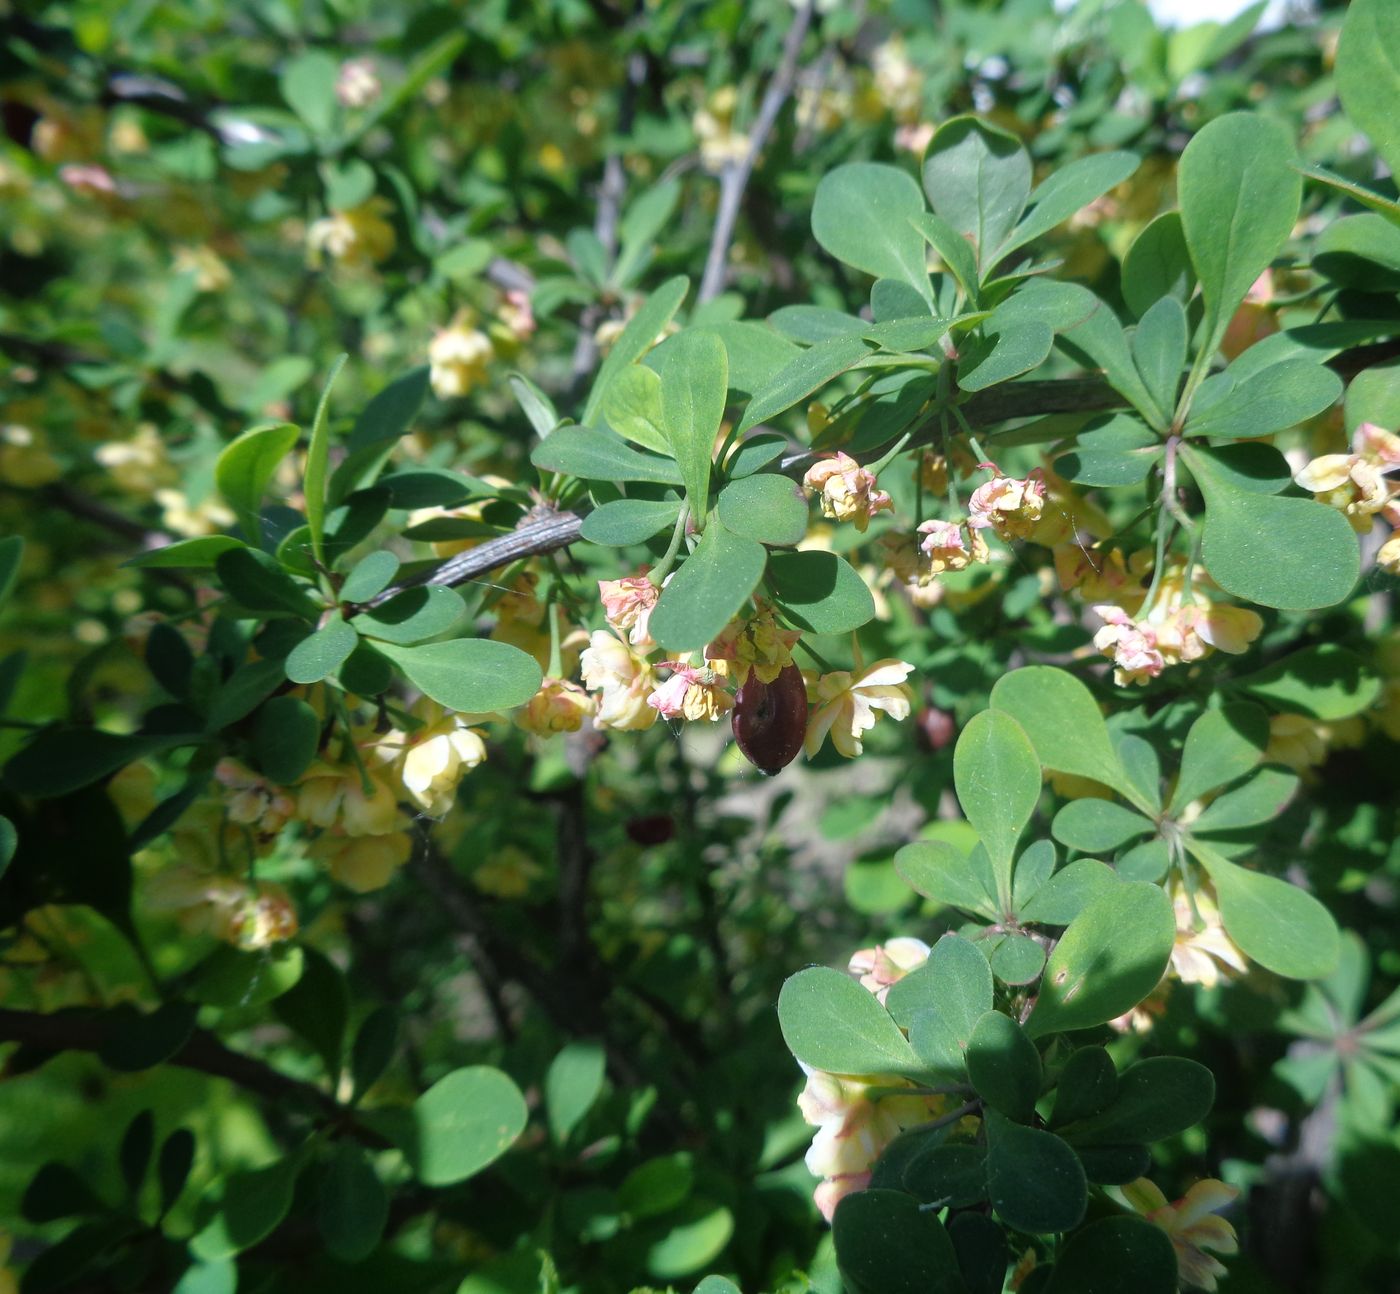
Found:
<box><xmin>1169</xmin><ymin>883</ymin><xmax>1248</xmax><ymax>988</ymax></box>
<box><xmin>155</xmin><ymin>489</ymin><xmax>236</xmax><ymax>537</ymax></box>
<box><xmin>336</xmin><ymin>57</ymin><xmax>381</xmax><ymax>108</ymax></box>
<box><xmin>376</xmin><ymin>701</ymin><xmax>488</xmax><ymax>817</ymax></box>
<box><xmin>1092</xmin><ymin>606</ymin><xmax>1166</xmax><ymax>686</ymax></box>
<box><xmin>310</xmin><ymin>829</ymin><xmax>413</xmax><ymax>893</ymax></box>
<box><xmin>95</xmin><ymin>424</ymin><xmax>178</xmax><ymax>493</ymax></box>
<box><xmin>144</xmin><ymin>866</ymin><xmax>297</xmax><ymax>950</ymax></box>
<box><xmin>705</xmin><ymin>609</ymin><xmax>800</xmax><ymax>686</ymax></box>
<box><xmin>472</xmin><ymin>844</ymin><xmax>545</xmax><ymax>898</ymax></box>
<box><xmin>0</xmin><ymin>424</ymin><xmax>61</xmax><ymax>487</ymax></box>
<box><xmin>1264</xmin><ymin>712</ymin><xmax>1365</xmax><ymax>776</ymax></box>
<box><xmin>804</xmin><ymin>452</ymin><xmax>893</xmax><ymax>532</ymax></box>
<box><xmin>1122</xmin><ymin>1178</ymin><xmax>1239</xmax><ymax>1291</ymax></box>
<box><xmin>580</xmin><ymin>630</ymin><xmax>657</xmax><ymax>731</ymax></box>
<box><xmin>428</xmin><ymin>313</ymin><xmax>495</xmax><ymax>399</ymax></box>
<box><xmin>306</xmin><ymin>197</ymin><xmax>395</xmax><ymax>268</ymax></box>
<box><xmin>848</xmin><ymin>937</ymin><xmax>930</xmax><ymax>1004</ymax></box>
<box><xmin>215</xmin><ymin>759</ymin><xmax>296</xmax><ymax>836</ymax></box>
<box><xmin>516</xmin><ymin>676</ymin><xmax>595</xmax><ymax>737</ymax></box>
<box><xmin>804</xmin><ymin>659</ymin><xmax>915</xmax><ymax>758</ymax></box>
<box><xmin>598</xmin><ymin>571</ymin><xmax>659</xmax><ymax>648</ymax></box>
<box><xmin>648</xmin><ymin>662</ymin><xmax>733</xmax><ymax>722</ymax></box>
<box><xmin>173</xmin><ymin>244</ymin><xmax>232</xmax><ymax>292</ymax></box>
<box><xmin>297</xmin><ymin>761</ymin><xmax>401</xmax><ymax>836</ymax></box>
<box><xmin>693</xmin><ymin>85</ymin><xmax>750</xmax><ymax>172</ymax></box>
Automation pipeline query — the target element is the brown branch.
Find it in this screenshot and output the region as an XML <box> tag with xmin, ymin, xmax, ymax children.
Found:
<box><xmin>698</xmin><ymin>1</ymin><xmax>816</xmax><ymax>303</ymax></box>
<box><xmin>0</xmin><ymin>1006</ymin><xmax>387</xmax><ymax>1145</ymax></box>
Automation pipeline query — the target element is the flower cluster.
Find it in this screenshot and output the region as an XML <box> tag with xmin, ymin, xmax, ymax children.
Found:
<box><xmin>428</xmin><ymin>294</ymin><xmax>537</xmax><ymax>399</ymax></box>
<box><xmin>1295</xmin><ymin>422</ymin><xmax>1400</xmax><ymax>571</ymax></box>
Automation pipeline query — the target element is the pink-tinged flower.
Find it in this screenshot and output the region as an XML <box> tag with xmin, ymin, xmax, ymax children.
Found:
<box><xmin>804</xmin><ymin>660</ymin><xmax>916</xmax><ymax>758</ymax></box>
<box><xmin>1168</xmin><ymin>883</ymin><xmax>1248</xmax><ymax>988</ymax></box>
<box><xmin>1187</xmin><ymin>600</ymin><xmax>1264</xmax><ymax>656</ymax></box>
<box><xmin>58</xmin><ymin>163</ymin><xmax>117</xmax><ymax>195</ymax></box>
<box><xmin>803</xmin><ymin>452</ymin><xmax>893</xmax><ymax>532</ymax></box>
<box><xmin>516</xmin><ymin>677</ymin><xmax>595</xmax><ymax>737</ymax></box>
<box><xmin>916</xmin><ymin>518</ymin><xmax>989</xmax><ymax>574</ymax></box>
<box><xmin>335</xmin><ymin>57</ymin><xmax>381</xmax><ymax>108</ymax></box>
<box><xmin>1354</xmin><ymin>421</ymin><xmax>1400</xmax><ymax>468</ymax></box>
<box><xmin>967</xmin><ymin>468</ymin><xmax>1046</xmax><ymax>540</ymax></box>
<box><xmin>498</xmin><ymin>289</ymin><xmax>536</xmax><ymax>342</ymax></box>
<box><xmin>598</xmin><ymin>571</ymin><xmax>660</xmax><ymax>647</ymax></box>
<box><xmin>705</xmin><ymin>609</ymin><xmax>800</xmax><ymax>686</ymax></box>
<box><xmin>1122</xmin><ymin>1178</ymin><xmax>1239</xmax><ymax>1291</ymax></box>
<box><xmin>1092</xmin><ymin>605</ymin><xmax>1166</xmax><ymax>686</ymax></box>
<box><xmin>214</xmin><ymin>759</ymin><xmax>296</xmax><ymax>836</ymax></box>
<box><xmin>798</xmin><ymin>1064</ymin><xmax>947</xmax><ymax>1222</ymax></box>
<box><xmin>648</xmin><ymin>662</ymin><xmax>733</xmax><ymax>722</ymax></box>
<box><xmin>848</xmin><ymin>938</ymin><xmax>931</xmax><ymax>1004</ymax></box>
<box><xmin>580</xmin><ymin>630</ymin><xmax>658</xmax><ymax>731</ymax></box>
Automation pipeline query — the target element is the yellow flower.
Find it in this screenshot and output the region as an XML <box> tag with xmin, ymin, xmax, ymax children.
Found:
<box><xmin>705</xmin><ymin>608</ymin><xmax>800</xmax><ymax>686</ymax></box>
<box><xmin>1122</xmin><ymin>1178</ymin><xmax>1239</xmax><ymax>1291</ymax></box>
<box><xmin>143</xmin><ymin>866</ymin><xmax>297</xmax><ymax>949</ymax></box>
<box><xmin>375</xmin><ymin>701</ymin><xmax>488</xmax><ymax>817</ymax></box>
<box><xmin>297</xmin><ymin>762</ymin><xmax>400</xmax><ymax>836</ymax></box>
<box><xmin>580</xmin><ymin>630</ymin><xmax>657</xmax><ymax>731</ymax></box>
<box><xmin>968</xmin><ymin>469</ymin><xmax>1047</xmax><ymax>541</ymax></box>
<box><xmin>472</xmin><ymin>844</ymin><xmax>545</xmax><ymax>898</ymax></box>
<box><xmin>336</xmin><ymin>57</ymin><xmax>381</xmax><ymax>108</ymax></box>
<box><xmin>1264</xmin><ymin>712</ymin><xmax>1365</xmax><ymax>775</ymax></box>
<box><xmin>870</xmin><ymin>37</ymin><xmax>923</xmax><ymax>122</ymax></box>
<box><xmin>1377</xmin><ymin>527</ymin><xmax>1400</xmax><ymax>576</ymax></box>
<box><xmin>428</xmin><ymin>313</ymin><xmax>495</xmax><ymax>399</ymax></box>
<box><xmin>848</xmin><ymin>937</ymin><xmax>930</xmax><ymax>1004</ymax></box>
<box><xmin>803</xmin><ymin>452</ymin><xmax>893</xmax><ymax>532</ymax></box>
<box><xmin>310</xmin><ymin>829</ymin><xmax>413</xmax><ymax>892</ymax></box>
<box><xmin>1294</xmin><ymin>423</ymin><xmax>1400</xmax><ymax>532</ymax></box>
<box><xmin>154</xmin><ymin>488</ymin><xmax>236</xmax><ymax>537</ymax></box>
<box><xmin>215</xmin><ymin>759</ymin><xmax>296</xmax><ymax>836</ymax></box>
<box><xmin>1168</xmin><ymin>883</ymin><xmax>1247</xmax><ymax>988</ymax></box>
<box><xmin>0</xmin><ymin>424</ymin><xmax>61</xmax><ymax>487</ymax></box>
<box><xmin>306</xmin><ymin>197</ymin><xmax>395</xmax><ymax>268</ymax></box>
<box><xmin>95</xmin><ymin>424</ymin><xmax>177</xmax><ymax>493</ymax></box>
<box><xmin>648</xmin><ymin>662</ymin><xmax>733</xmax><ymax>722</ymax></box>
<box><xmin>173</xmin><ymin>244</ymin><xmax>233</xmax><ymax>292</ymax></box>
<box><xmin>804</xmin><ymin>659</ymin><xmax>915</xmax><ymax>758</ymax></box>
<box><xmin>693</xmin><ymin>85</ymin><xmax>750</xmax><ymax>173</ymax></box>
<box><xmin>516</xmin><ymin>676</ymin><xmax>595</xmax><ymax>737</ymax></box>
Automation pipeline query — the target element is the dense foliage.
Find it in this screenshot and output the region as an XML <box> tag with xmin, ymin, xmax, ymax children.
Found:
<box><xmin>1</xmin><ymin>0</ymin><xmax>1398</xmax><ymax>1291</ymax></box>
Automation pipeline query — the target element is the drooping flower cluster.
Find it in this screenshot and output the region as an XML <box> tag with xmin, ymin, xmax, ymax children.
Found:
<box><xmin>1122</xmin><ymin>1178</ymin><xmax>1240</xmax><ymax>1291</ymax></box>
<box><xmin>1294</xmin><ymin>422</ymin><xmax>1400</xmax><ymax>536</ymax></box>
<box><xmin>427</xmin><ymin>295</ymin><xmax>536</xmax><ymax>400</ymax></box>
<box><xmin>803</xmin><ymin>452</ymin><xmax>895</xmax><ymax>532</ymax></box>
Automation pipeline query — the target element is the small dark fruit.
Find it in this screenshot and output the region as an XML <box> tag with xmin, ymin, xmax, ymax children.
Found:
<box><xmin>732</xmin><ymin>662</ymin><xmax>808</xmax><ymax>776</ymax></box>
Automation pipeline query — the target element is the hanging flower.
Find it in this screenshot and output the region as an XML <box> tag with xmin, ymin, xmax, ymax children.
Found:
<box><xmin>377</xmin><ymin>701</ymin><xmax>488</xmax><ymax>817</ymax></box>
<box><xmin>804</xmin><ymin>660</ymin><xmax>916</xmax><ymax>758</ymax></box>
<box><xmin>306</xmin><ymin>197</ymin><xmax>396</xmax><ymax>268</ymax></box>
<box><xmin>309</xmin><ymin>829</ymin><xmax>414</xmax><ymax>893</ymax></box>
<box><xmin>916</xmin><ymin>518</ymin><xmax>990</xmax><ymax>574</ymax></box>
<box><xmin>1294</xmin><ymin>422</ymin><xmax>1400</xmax><ymax>532</ymax></box>
<box><xmin>598</xmin><ymin>571</ymin><xmax>660</xmax><ymax>648</ymax></box>
<box><xmin>428</xmin><ymin>311</ymin><xmax>495</xmax><ymax>399</ymax></box>
<box><xmin>1168</xmin><ymin>883</ymin><xmax>1248</xmax><ymax>988</ymax></box>
<box><xmin>580</xmin><ymin>630</ymin><xmax>658</xmax><ymax>731</ymax></box>
<box><xmin>297</xmin><ymin>762</ymin><xmax>400</xmax><ymax>836</ymax></box>
<box><xmin>1092</xmin><ymin>606</ymin><xmax>1166</xmax><ymax>686</ymax></box>
<box><xmin>705</xmin><ymin>608</ymin><xmax>801</xmax><ymax>685</ymax></box>
<box><xmin>1122</xmin><ymin>1178</ymin><xmax>1239</xmax><ymax>1291</ymax></box>
<box><xmin>967</xmin><ymin>468</ymin><xmax>1047</xmax><ymax>541</ymax></box>
<box><xmin>516</xmin><ymin>677</ymin><xmax>595</xmax><ymax>737</ymax></box>
<box><xmin>336</xmin><ymin>57</ymin><xmax>381</xmax><ymax>108</ymax></box>
<box><xmin>648</xmin><ymin>662</ymin><xmax>733</xmax><ymax>722</ymax></box>
<box><xmin>848</xmin><ymin>937</ymin><xmax>931</xmax><ymax>1004</ymax></box>
<box><xmin>803</xmin><ymin>452</ymin><xmax>894</xmax><ymax>532</ymax></box>
<box><xmin>215</xmin><ymin>760</ymin><xmax>297</xmax><ymax>837</ymax></box>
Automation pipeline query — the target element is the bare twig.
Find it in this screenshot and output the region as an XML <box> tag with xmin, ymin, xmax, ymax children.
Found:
<box><xmin>698</xmin><ymin>2</ymin><xmax>816</xmax><ymax>303</ymax></box>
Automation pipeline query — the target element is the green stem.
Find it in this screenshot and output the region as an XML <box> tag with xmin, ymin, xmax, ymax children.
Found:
<box><xmin>867</xmin><ymin>430</ymin><xmax>913</xmax><ymax>477</ymax></box>
<box><xmin>546</xmin><ymin>603</ymin><xmax>564</xmax><ymax>679</ymax></box>
<box><xmin>332</xmin><ymin>691</ymin><xmax>376</xmax><ymax>797</ymax></box>
<box><xmin>795</xmin><ymin>639</ymin><xmax>837</xmax><ymax>673</ymax></box>
<box><xmin>649</xmin><ymin>505</ymin><xmax>691</xmax><ymax>586</ymax></box>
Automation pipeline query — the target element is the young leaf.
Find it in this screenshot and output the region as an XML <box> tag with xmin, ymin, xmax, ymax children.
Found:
<box><xmin>1178</xmin><ymin>113</ymin><xmax>1302</xmax><ymax>357</ymax></box>
<box><xmin>602</xmin><ymin>363</ymin><xmax>670</xmax><ymax>454</ymax></box>
<box><xmin>280</xmin><ymin>49</ymin><xmax>338</xmax><ymax>135</ymax></box>
<box><xmin>812</xmin><ymin>163</ymin><xmax>932</xmax><ymax>305</ymax></box>
<box><xmin>582</xmin><ymin>275</ymin><xmax>689</xmax><ymax>426</ymax></box>
<box><xmin>922</xmin><ymin>117</ymin><xmax>1031</xmax><ymax>271</ymax></box>
<box><xmin>215</xmin><ymin>423</ymin><xmax>300</xmax><ymax>542</ymax></box>
<box><xmin>372</xmin><ymin>639</ymin><xmax>542</xmax><ymax>713</ymax></box>
<box><xmin>778</xmin><ymin>966</ymin><xmax>923</xmax><ymax>1078</ymax></box>
<box><xmin>911</xmin><ymin>211</ymin><xmax>981</xmax><ymax>304</ymax></box>
<box><xmin>304</xmin><ymin>354</ymin><xmax>348</xmax><ymax>567</ymax></box>
<box><xmin>508</xmin><ymin>372</ymin><xmax>561</xmax><ymax>438</ymax></box>
<box><xmin>649</xmin><ymin>523</ymin><xmax>766</xmax><ymax>652</ymax></box>
<box><xmin>285</xmin><ymin>616</ymin><xmax>359</xmax><ymax>685</ymax></box>
<box><xmin>657</xmin><ymin>330</ymin><xmax>727</xmax><ymax>520</ymax></box>
<box><xmin>953</xmin><ymin>710</ymin><xmax>1042</xmax><ymax>909</ymax></box>
<box><xmin>896</xmin><ymin>933</ymin><xmax>995</xmax><ymax>1076</ymax></box>
<box><xmin>407</xmin><ymin>1067</ymin><xmax>528</xmax><ymax>1186</ymax></box>
<box><xmin>1169</xmin><ymin>703</ymin><xmax>1269</xmax><ymax>812</ymax></box>
<box><xmin>1025</xmin><ymin>882</ymin><xmax>1175</xmax><ymax>1038</ymax></box>
<box><xmin>737</xmin><ymin>334</ymin><xmax>874</xmax><ymax>433</ymax></box>
<box><xmin>125</xmin><ymin>536</ymin><xmax>247</xmax><ymax>570</ymax></box>
<box><xmin>580</xmin><ymin>498</ymin><xmax>682</xmax><ymax>546</ymax></box>
<box><xmin>1018</xmin><ymin>859</ymin><xmax>1121</xmax><ymax>926</ymax></box>
<box><xmin>531</xmin><ymin>427</ymin><xmax>685</xmax><ymax>485</ymax></box>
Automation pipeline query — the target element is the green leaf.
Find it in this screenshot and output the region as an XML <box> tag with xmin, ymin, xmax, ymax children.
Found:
<box><xmin>778</xmin><ymin>966</ymin><xmax>922</xmax><ymax>1078</ymax></box>
<box><xmin>545</xmin><ymin>1041</ymin><xmax>607</xmax><ymax>1146</ymax></box>
<box><xmin>658</xmin><ymin>330</ymin><xmax>727</xmax><ymax>519</ymax></box>
<box><xmin>922</xmin><ymin>116</ymin><xmax>1031</xmax><ymax>270</ymax></box>
<box><xmin>407</xmin><ymin>1066</ymin><xmax>528</xmax><ymax>1186</ymax></box>
<box><xmin>812</xmin><ymin>163</ymin><xmax>932</xmax><ymax>304</ymax></box>
<box><xmin>892</xmin><ymin>933</ymin><xmax>994</xmax><ymax>1076</ymax></box>
<box><xmin>1131</xmin><ymin>297</ymin><xmax>1187</xmax><ymax>426</ymax></box>
<box><xmin>318</xmin><ymin>1141</ymin><xmax>387</xmax><ymax>1262</ymax></box>
<box><xmin>1056</xmin><ymin>1056</ymin><xmax>1214</xmax><ymax>1145</ymax></box>
<box><xmin>649</xmin><ymin>523</ymin><xmax>766</xmax><ymax>653</ymax></box>
<box><xmin>285</xmin><ymin>616</ymin><xmax>359</xmax><ymax>685</ymax></box>
<box><xmin>174</xmin><ymin>1260</ymin><xmax>236</xmax><ymax>1294</ymax></box>
<box><xmin>1296</xmin><ymin>163</ymin><xmax>1400</xmax><ymax>227</ymax></box>
<box><xmin>121</xmin><ymin>1113</ymin><xmax>154</xmax><ymax>1198</ymax></box>
<box><xmin>694</xmin><ymin>1278</ymin><xmax>742</xmax><ymax>1294</ymax></box>
<box><xmin>1117</xmin><ymin>839</ymin><xmax>1172</xmax><ymax>883</ymax></box>
<box><xmin>190</xmin><ymin>1156</ymin><xmax>300</xmax><ymax>1260</ymax></box>
<box><xmin>350</xmin><ymin>1006</ymin><xmax>398</xmax><ymax>1103</ymax></box>
<box><xmin>1044</xmin><ymin>1217</ymin><xmax>1178</xmax><ymax>1294</ymax></box>
<box><xmin>159</xmin><ymin>1129</ymin><xmax>196</xmax><ymax>1213</ymax></box>
<box><xmin>215</xmin><ymin>547</ymin><xmax>319</xmax><ymax>619</ymax></box>
<box><xmin>280</xmin><ymin>49</ymin><xmax>338</xmax><ymax>135</ymax></box>
<box><xmin>894</xmin><ymin>839</ymin><xmax>999</xmax><ymax>921</ymax></box>
<box><xmin>954</xmin><ymin>710</ymin><xmax>1041</xmax><ymax>910</ymax></box>
<box><xmin>991</xmin><ymin>931</ymin><xmax>1048</xmax><ymax>987</ymax></box>
<box><xmin>271</xmin><ymin>945</ymin><xmax>348</xmax><ymax>1078</ymax></box>
<box><xmin>254</xmin><ymin>697</ymin><xmax>321</xmax><ymax>783</ymax></box>
<box><xmin>724</xmin><ymin>432</ymin><xmax>789</xmax><ymax>479</ymax></box>
<box><xmin>715</xmin><ymin>474</ymin><xmax>808</xmax><ymax>546</ymax></box>
<box><xmin>602</xmin><ymin>363</ymin><xmax>670</xmax><ymax>454</ymax></box>
<box><xmin>304</xmin><ymin>354</ymin><xmax>348</xmax><ymax>568</ymax></box>
<box><xmin>1025</xmin><ymin>882</ymin><xmax>1174</xmax><ymax>1039</ymax></box>
<box><xmin>508</xmin><ymin>371</ymin><xmax>561</xmax><ymax>438</ymax></box>
<box><xmin>765</xmin><ymin>550</ymin><xmax>876</xmax><ymax>635</ymax></box>
<box><xmin>1050</xmin><ymin>282</ymin><xmax>1162</xmax><ymax>424</ymax></box>
<box><xmin>645</xmin><ymin>1200</ymin><xmax>735</xmax><ymax>1283</ymax></box>
<box><xmin>1051</xmin><ymin>800</ymin><xmax>1154</xmax><ymax>854</ymax></box>
<box><xmin>990</xmin><ymin>667</ymin><xmax>1147</xmax><ymax>810</ymax></box>
<box><xmin>614</xmin><ymin>178</ymin><xmax>681</xmax><ymax>287</ymax></box>
<box><xmin>1019</xmin><ymin>860</ymin><xmax>1122</xmax><ymax>926</ymax></box>
<box><xmin>1335</xmin><ymin>0</ymin><xmax>1400</xmax><ymax>181</ymax></box>
<box><xmin>863</xmin><ymin>316</ymin><xmax>961</xmax><ymax>354</ymax></box>
<box><xmin>1170</xmin><ymin>703</ymin><xmax>1269</xmax><ymax>812</ymax></box>
<box><xmin>1345</xmin><ymin>357</ymin><xmax>1400</xmax><ymax>434</ymax></box>
<box><xmin>98</xmin><ymin>1001</ymin><xmax>198</xmax><ymax>1072</ymax></box>
<box><xmin>373</xmin><ymin>639</ymin><xmax>542</xmax><ymax>713</ymax></box>
<box><xmin>903</xmin><ymin>1144</ymin><xmax>988</xmax><ymax>1209</ymax></box>
<box><xmin>5</xmin><ymin>728</ymin><xmax>197</xmax><ymax>798</ymax></box>
<box><xmin>701</xmin><ymin>321</ymin><xmax>802</xmax><ymax>398</ymax></box>
<box><xmin>912</xmin><ymin>211</ymin><xmax>981</xmax><ymax>304</ymax></box>
<box><xmin>347</xmin><ymin>367</ymin><xmax>430</xmax><ymax>453</ymax></box>
<box><xmin>0</xmin><ymin>814</ymin><xmax>15</xmax><ymax>877</ymax></box>
<box><xmin>1191</xmin><ymin>766</ymin><xmax>1299</xmax><ymax>834</ymax></box>
<box><xmin>192</xmin><ymin>945</ymin><xmax>304</xmax><ymax>1009</ymax></box>
<box><xmin>531</xmin><ymin>427</ymin><xmax>685</xmax><ymax>485</ymax></box>
<box><xmin>1186</xmin><ymin>360</ymin><xmax>1342</xmax><ymax>441</ymax></box>
<box><xmin>1122</xmin><ymin>212</ymin><xmax>1197</xmax><ymax>318</ymax></box>
<box><xmin>769</xmin><ymin>305</ymin><xmax>865</xmax><ymax>344</ymax></box>
<box><xmin>1054</xmin><ymin>415</ymin><xmax>1162</xmax><ymax>487</ymax></box>
<box><xmin>1185</xmin><ymin>442</ymin><xmax>1360</xmax><ymax>610</ymax></box>
<box><xmin>737</xmin><ymin>334</ymin><xmax>874</xmax><ymax>434</ymax></box>
<box><xmin>580</xmin><ymin>498</ymin><xmax>682</xmax><ymax>546</ymax></box>
<box><xmin>340</xmin><ymin>551</ymin><xmax>401</xmax><ymax>604</ymax></box>
<box><xmin>1190</xmin><ymin>842</ymin><xmax>1340</xmax><ymax>980</ymax></box>
<box><xmin>984</xmin><ymin>1112</ymin><xmax>1086</xmax><ymax>1234</ymax></box>
<box><xmin>1049</xmin><ymin>1047</ymin><xmax>1118</xmax><ymax>1128</ymax></box>
<box><xmin>215</xmin><ymin>422</ymin><xmax>300</xmax><ymax>542</ymax></box>
<box><xmin>832</xmin><ymin>1190</ymin><xmax>965</xmax><ymax>1294</ymax></box>
<box><xmin>620</xmin><ymin>1152</ymin><xmax>694</xmax><ymax>1219</ymax></box>
<box><xmin>352</xmin><ymin>586</ymin><xmax>466</xmax><ymax>644</ymax></box>
<box><xmin>1001</xmin><ymin>151</ymin><xmax>1140</xmax><ymax>261</ymax></box>
<box><xmin>206</xmin><ymin>658</ymin><xmax>287</xmax><ymax>731</ymax></box>
<box><xmin>583</xmin><ymin>275</ymin><xmax>689</xmax><ymax>426</ymax></box>
<box><xmin>958</xmin><ymin>321</ymin><xmax>1054</xmax><ymax>392</ymax></box>
<box><xmin>1234</xmin><ymin>644</ymin><xmax>1380</xmax><ymax>719</ymax></box>
<box><xmin>124</xmin><ymin>536</ymin><xmax>247</xmax><ymax>570</ymax></box>
<box><xmin>1315</xmin><ymin>214</ymin><xmax>1400</xmax><ymax>294</ymax></box>
<box><xmin>966</xmin><ymin>1012</ymin><xmax>1042</xmax><ymax>1121</ymax></box>
<box><xmin>1178</xmin><ymin>113</ymin><xmax>1302</xmax><ymax>357</ymax></box>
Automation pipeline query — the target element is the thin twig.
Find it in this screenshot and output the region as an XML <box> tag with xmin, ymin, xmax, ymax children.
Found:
<box><xmin>698</xmin><ymin>1</ymin><xmax>816</xmax><ymax>303</ymax></box>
